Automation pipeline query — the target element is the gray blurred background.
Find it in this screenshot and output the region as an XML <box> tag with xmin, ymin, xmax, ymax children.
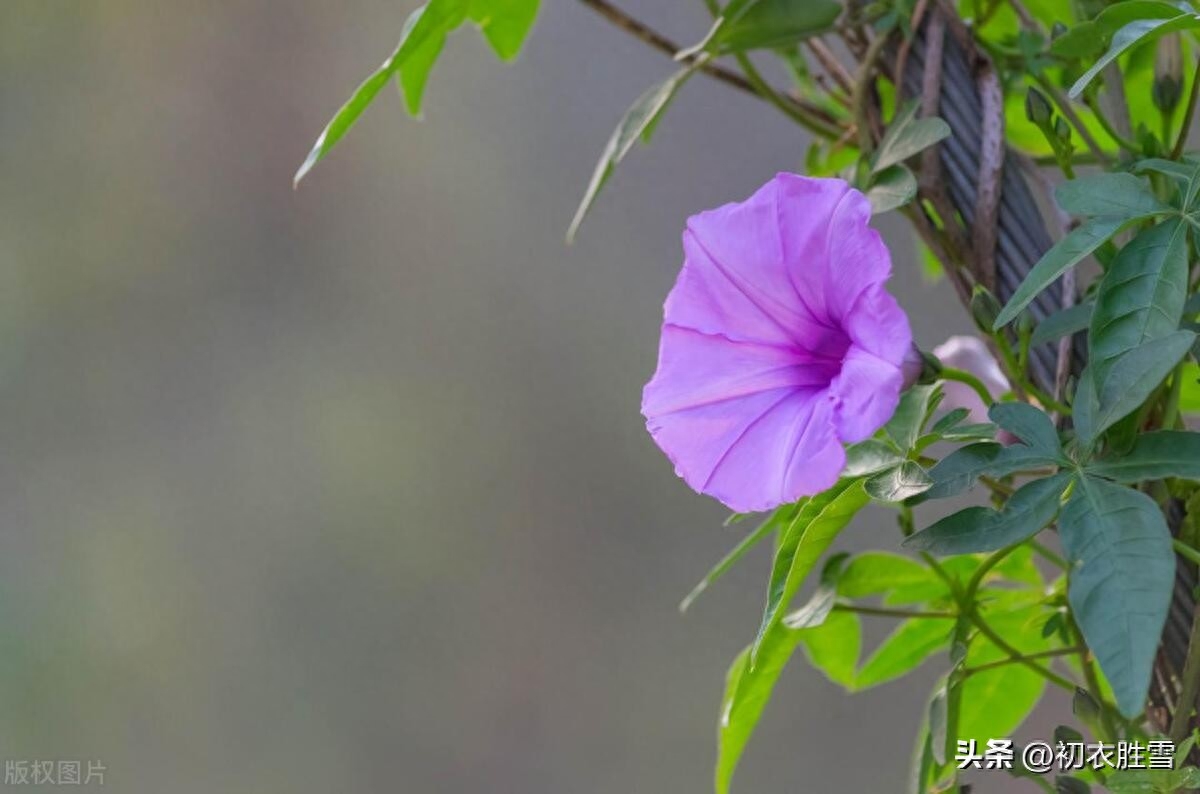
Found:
<box><xmin>0</xmin><ymin>2</ymin><xmax>1028</xmax><ymax>792</ymax></box>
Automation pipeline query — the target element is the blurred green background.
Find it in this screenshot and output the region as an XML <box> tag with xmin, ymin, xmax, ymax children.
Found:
<box><xmin>0</xmin><ymin>2</ymin><xmax>1045</xmax><ymax>791</ymax></box>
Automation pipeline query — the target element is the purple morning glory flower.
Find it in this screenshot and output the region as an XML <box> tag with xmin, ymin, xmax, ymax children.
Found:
<box><xmin>642</xmin><ymin>173</ymin><xmax>914</xmax><ymax>513</ymax></box>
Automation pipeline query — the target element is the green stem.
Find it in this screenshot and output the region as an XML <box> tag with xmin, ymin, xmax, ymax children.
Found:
<box><xmin>939</xmin><ymin>367</ymin><xmax>995</xmax><ymax>407</ymax></box>
<box><xmin>1030</xmin><ymin>539</ymin><xmax>1069</xmax><ymax>570</ymax></box>
<box><xmin>833</xmin><ymin>603</ymin><xmax>957</xmax><ymax>619</ymax></box>
<box><xmin>851</xmin><ymin>33</ymin><xmax>892</xmax><ymax>156</ymax></box>
<box><xmin>1172</xmin><ymin>56</ymin><xmax>1200</xmax><ymax>160</ymax></box>
<box><xmin>1084</xmin><ymin>94</ymin><xmax>1141</xmax><ymax>153</ymax></box>
<box><xmin>1174</xmin><ymin>538</ymin><xmax>1200</xmax><ymax>568</ymax></box>
<box><xmin>1169</xmin><ymin>599</ymin><xmax>1200</xmax><ymax>743</ymax></box>
<box><xmin>733</xmin><ymin>52</ymin><xmax>843</xmax><ymax>140</ymax></box>
<box><xmin>962</xmin><ymin>646</ymin><xmax>1085</xmax><ymax>677</ymax></box>
<box><xmin>1162</xmin><ymin>362</ymin><xmax>1186</xmax><ymax>431</ymax></box>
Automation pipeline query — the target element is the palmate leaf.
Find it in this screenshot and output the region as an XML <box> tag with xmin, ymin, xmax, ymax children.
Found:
<box><xmin>566</xmin><ymin>64</ymin><xmax>698</xmax><ymax>242</ymax></box>
<box><xmin>904</xmin><ymin>473</ymin><xmax>1071</xmax><ymax>555</ymax></box>
<box><xmin>1089</xmin><ymin>219</ymin><xmax>1190</xmax><ymax>388</ymax></box>
<box><xmin>1088</xmin><ymin>430</ymin><xmax>1200</xmax><ymax>482</ymax></box>
<box><xmin>294</xmin><ymin>0</ymin><xmax>540</xmax><ymax>185</ymax></box>
<box><xmin>1059</xmin><ymin>476</ymin><xmax>1175</xmax><ymax>717</ymax></box>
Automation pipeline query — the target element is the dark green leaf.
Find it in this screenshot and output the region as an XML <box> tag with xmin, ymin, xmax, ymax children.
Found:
<box><xmin>929</xmin><ymin>407</ymin><xmax>970</xmax><ymax>436</ymax></box>
<box><xmin>1070</xmin><ymin>13</ymin><xmax>1200</xmax><ymax>98</ymax></box>
<box><xmin>715</xmin><ymin>0</ymin><xmax>841</xmax><ymax>52</ymax></box>
<box><xmin>866</xmin><ymin>164</ymin><xmax>918</xmax><ymax>213</ymax></box>
<box><xmin>885</xmin><ymin>385</ymin><xmax>941</xmax><ymax>451</ymax></box>
<box><xmin>566</xmin><ymin>65</ymin><xmax>697</xmax><ymax>242</ymax></box>
<box><xmin>1058</xmin><ymin>476</ymin><xmax>1175</xmax><ymax>717</ymax></box>
<box><xmin>1089</xmin><ymin>219</ymin><xmax>1190</xmax><ymax>389</ymax></box>
<box><xmin>855</xmin><ymin>617</ymin><xmax>953</xmax><ymax>689</ymax></box>
<box><xmin>1074</xmin><ymin>330</ymin><xmax>1196</xmax><ymax>446</ymax></box>
<box><xmin>1055</xmin><ymin>173</ymin><xmax>1173</xmax><ymax>218</ymax></box>
<box><xmin>1031</xmin><ymin>301</ymin><xmax>1094</xmax><ymax>348</ymax></box>
<box><xmin>1133</xmin><ymin>157</ymin><xmax>1199</xmax><ymax>185</ymax></box>
<box><xmin>989</xmin><ymin>402</ymin><xmax>1063</xmax><ymax>456</ymax></box>
<box><xmin>872</xmin><ymin>103</ymin><xmax>951</xmax><ymax>174</ymax></box>
<box><xmin>1088</xmin><ymin>430</ymin><xmax>1200</xmax><ymax>482</ymax></box>
<box><xmin>864</xmin><ymin>461</ymin><xmax>932</xmax><ymax>502</ymax></box>
<box><xmin>752</xmin><ymin>481</ymin><xmax>869</xmax><ymax>660</ymax></box>
<box><xmin>905</xmin><ymin>473</ymin><xmax>1070</xmax><ymax>555</ymax></box>
<box><xmin>1106</xmin><ymin>765</ymin><xmax>1200</xmax><ymax>793</ymax></box>
<box><xmin>680</xmin><ymin>503</ymin><xmax>800</xmax><ymax>612</ymax></box>
<box><xmin>995</xmin><ymin>216</ymin><xmax>1130</xmax><ymax>329</ymax></box>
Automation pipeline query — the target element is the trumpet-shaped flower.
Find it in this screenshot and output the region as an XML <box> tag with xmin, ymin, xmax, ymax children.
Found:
<box><xmin>642</xmin><ymin>174</ymin><xmax>913</xmax><ymax>512</ymax></box>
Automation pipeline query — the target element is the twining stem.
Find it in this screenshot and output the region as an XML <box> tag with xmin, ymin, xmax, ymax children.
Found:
<box><xmin>939</xmin><ymin>367</ymin><xmax>995</xmax><ymax>408</ymax></box>
<box><xmin>1171</xmin><ymin>57</ymin><xmax>1200</xmax><ymax>160</ymax></box>
<box><xmin>1084</xmin><ymin>95</ymin><xmax>1141</xmax><ymax>154</ymax></box>
<box><xmin>962</xmin><ymin>646</ymin><xmax>1085</xmax><ymax>677</ymax></box>
<box><xmin>833</xmin><ymin>603</ymin><xmax>957</xmax><ymax>619</ymax></box>
<box><xmin>1169</xmin><ymin>600</ymin><xmax>1200</xmax><ymax>743</ymax></box>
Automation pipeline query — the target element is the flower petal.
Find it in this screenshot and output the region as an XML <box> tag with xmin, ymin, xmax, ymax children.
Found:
<box><xmin>829</xmin><ymin>346</ymin><xmax>905</xmax><ymax>443</ymax></box>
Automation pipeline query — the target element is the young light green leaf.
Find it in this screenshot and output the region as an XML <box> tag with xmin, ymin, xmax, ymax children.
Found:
<box><xmin>1051</xmin><ymin>0</ymin><xmax>1187</xmax><ymax>58</ymax></box>
<box><xmin>994</xmin><ymin>216</ymin><xmax>1129</xmax><ymax>329</ymax></box>
<box><xmin>794</xmin><ymin>607</ymin><xmax>861</xmax><ymax>689</ymax></box>
<box><xmin>1059</xmin><ymin>476</ymin><xmax>1175</xmax><ymax>717</ymax></box>
<box><xmin>904</xmin><ymin>473</ymin><xmax>1070</xmax><ymax>555</ymax></box>
<box><xmin>1069</xmin><ymin>13</ymin><xmax>1200</xmax><ymax>98</ymax></box>
<box><xmin>989</xmin><ymin>402</ymin><xmax>1063</xmax><ymax>456</ymax></box>
<box><xmin>1074</xmin><ymin>330</ymin><xmax>1197</xmax><ymax>446</ymax></box>
<box><xmin>468</xmin><ymin>0</ymin><xmax>540</xmax><ymax>61</ymax></box>
<box><xmin>679</xmin><ymin>503</ymin><xmax>801</xmax><ymax>613</ymax></box>
<box><xmin>872</xmin><ymin>103</ymin><xmax>951</xmax><ymax>174</ymax></box>
<box><xmin>1087</xmin><ymin>431</ymin><xmax>1200</xmax><ymax>482</ymax></box>
<box><xmin>837</xmin><ymin>552</ymin><xmax>941</xmax><ymax>599</ymax></box>
<box><xmin>1056</xmin><ymin>173</ymin><xmax>1174</xmax><ymax>219</ymax></box>
<box><xmin>1030</xmin><ymin>301</ymin><xmax>1093</xmax><ymax>348</ymax></box>
<box><xmin>866</xmin><ymin>164</ymin><xmax>918</xmax><ymax>214</ymax></box>
<box><xmin>714</xmin><ymin>0</ymin><xmax>841</xmax><ymax>52</ymax></box>
<box><xmin>864</xmin><ymin>461</ymin><xmax>932</xmax><ymax>503</ymax></box>
<box><xmin>752</xmin><ymin>480</ymin><xmax>869</xmax><ymax>661</ymax></box>
<box><xmin>295</xmin><ymin>0</ymin><xmax>471</xmax><ymax>186</ymax></box>
<box><xmin>1089</xmin><ymin>219</ymin><xmax>1190</xmax><ymax>388</ymax></box>
<box><xmin>566</xmin><ymin>65</ymin><xmax>697</xmax><ymax>242</ymax></box>
<box><xmin>855</xmin><ymin>617</ymin><xmax>953</xmax><ymax>690</ymax></box>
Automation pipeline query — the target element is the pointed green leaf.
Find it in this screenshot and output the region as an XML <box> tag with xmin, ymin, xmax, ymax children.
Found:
<box><xmin>752</xmin><ymin>480</ymin><xmax>869</xmax><ymax>660</ymax></box>
<box><xmin>872</xmin><ymin>102</ymin><xmax>951</xmax><ymax>174</ymax></box>
<box><xmin>989</xmin><ymin>402</ymin><xmax>1063</xmax><ymax>456</ymax></box>
<box><xmin>995</xmin><ymin>216</ymin><xmax>1129</xmax><ymax>329</ymax></box>
<box><xmin>782</xmin><ymin>552</ymin><xmax>849</xmax><ymax>629</ymax></box>
<box><xmin>1090</xmin><ymin>219</ymin><xmax>1190</xmax><ymax>388</ymax></box>
<box><xmin>1051</xmin><ymin>1</ymin><xmax>1187</xmax><ymax>58</ymax></box>
<box><xmin>1074</xmin><ymin>330</ymin><xmax>1196</xmax><ymax>446</ymax></box>
<box><xmin>1055</xmin><ymin>173</ymin><xmax>1173</xmax><ymax>218</ymax></box>
<box><xmin>843</xmin><ymin>439</ymin><xmax>905</xmax><ymax>477</ymax></box>
<box><xmin>1088</xmin><ymin>430</ymin><xmax>1200</xmax><ymax>482</ymax></box>
<box><xmin>1031</xmin><ymin>301</ymin><xmax>1094</xmax><ymax>348</ymax></box>
<box><xmin>905</xmin><ymin>473</ymin><xmax>1070</xmax><ymax>555</ymax></box>
<box><xmin>468</xmin><ymin>0</ymin><xmax>539</xmax><ymax>61</ymax></box>
<box><xmin>1069</xmin><ymin>13</ymin><xmax>1200</xmax><ymax>98</ymax></box>
<box><xmin>837</xmin><ymin>552</ymin><xmax>940</xmax><ymax>599</ymax></box>
<box><xmin>885</xmin><ymin>385</ymin><xmax>941</xmax><ymax>451</ymax></box>
<box><xmin>855</xmin><ymin>617</ymin><xmax>953</xmax><ymax>689</ymax></box>
<box><xmin>794</xmin><ymin>608</ymin><xmax>860</xmax><ymax>689</ymax></box>
<box><xmin>566</xmin><ymin>65</ymin><xmax>696</xmax><ymax>242</ymax></box>
<box><xmin>716</xmin><ymin>637</ymin><xmax>800</xmax><ymax>794</ymax></box>
<box><xmin>1059</xmin><ymin>476</ymin><xmax>1175</xmax><ymax>717</ymax></box>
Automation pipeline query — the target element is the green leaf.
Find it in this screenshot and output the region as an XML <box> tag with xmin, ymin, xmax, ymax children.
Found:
<box><xmin>988</xmin><ymin>402</ymin><xmax>1063</xmax><ymax>456</ymax></box>
<box><xmin>904</xmin><ymin>473</ymin><xmax>1070</xmax><ymax>555</ymax></box>
<box><xmin>866</xmin><ymin>165</ymin><xmax>918</xmax><ymax>214</ymax></box>
<box><xmin>716</xmin><ymin>637</ymin><xmax>801</xmax><ymax>794</ymax></box>
<box><xmin>1089</xmin><ymin>219</ymin><xmax>1190</xmax><ymax>389</ymax></box>
<box><xmin>715</xmin><ymin>0</ymin><xmax>841</xmax><ymax>52</ymax></box>
<box><xmin>794</xmin><ymin>608</ymin><xmax>860</xmax><ymax>689</ymax></box>
<box><xmin>1069</xmin><ymin>12</ymin><xmax>1200</xmax><ymax>98</ymax></box>
<box><xmin>921</xmin><ymin>441</ymin><xmax>1062</xmax><ymax>501</ymax></box>
<box><xmin>782</xmin><ymin>552</ymin><xmax>849</xmax><ymax>629</ymax></box>
<box><xmin>1074</xmin><ymin>330</ymin><xmax>1197</xmax><ymax>446</ymax></box>
<box><xmin>855</xmin><ymin>617</ymin><xmax>953</xmax><ymax>689</ymax></box>
<box><xmin>871</xmin><ymin>102</ymin><xmax>952</xmax><ymax>174</ymax></box>
<box><xmin>1058</xmin><ymin>476</ymin><xmax>1175</xmax><ymax>717</ymax></box>
<box><xmin>864</xmin><ymin>461</ymin><xmax>932</xmax><ymax>502</ymax></box>
<box><xmin>1133</xmin><ymin>157</ymin><xmax>1200</xmax><ymax>185</ymax></box>
<box><xmin>679</xmin><ymin>503</ymin><xmax>800</xmax><ymax>613</ymax></box>
<box><xmin>885</xmin><ymin>385</ymin><xmax>941</xmax><ymax>451</ymax></box>
<box><xmin>837</xmin><ymin>552</ymin><xmax>940</xmax><ymax>599</ymax></box>
<box><xmin>295</xmin><ymin>0</ymin><xmax>473</xmax><ymax>185</ymax></box>
<box><xmin>1051</xmin><ymin>1</ymin><xmax>1187</xmax><ymax>59</ymax></box>
<box><xmin>752</xmin><ymin>481</ymin><xmax>869</xmax><ymax>660</ymax></box>
<box><xmin>1030</xmin><ymin>301</ymin><xmax>1093</xmax><ymax>348</ymax></box>
<box><xmin>957</xmin><ymin>618</ymin><xmax>1047</xmax><ymax>749</ymax></box>
<box><xmin>468</xmin><ymin>0</ymin><xmax>539</xmax><ymax>61</ymax></box>
<box><xmin>1088</xmin><ymin>430</ymin><xmax>1200</xmax><ymax>482</ymax></box>
<box><xmin>397</xmin><ymin>12</ymin><xmax>451</xmax><ymax>116</ymax></box>
<box><xmin>1055</xmin><ymin>173</ymin><xmax>1174</xmax><ymax>218</ymax></box>
<box><xmin>1106</xmin><ymin>765</ymin><xmax>1200</xmax><ymax>793</ymax></box>
<box><xmin>995</xmin><ymin>216</ymin><xmax>1130</xmax><ymax>329</ymax></box>
<box><xmin>843</xmin><ymin>439</ymin><xmax>905</xmax><ymax>477</ymax></box>
<box><xmin>566</xmin><ymin>65</ymin><xmax>697</xmax><ymax>242</ymax></box>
